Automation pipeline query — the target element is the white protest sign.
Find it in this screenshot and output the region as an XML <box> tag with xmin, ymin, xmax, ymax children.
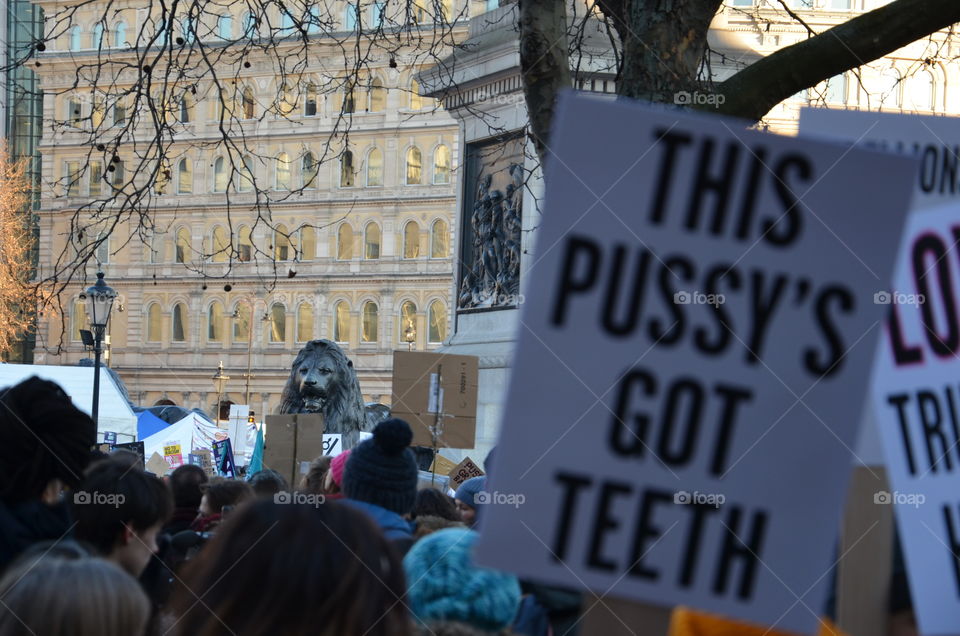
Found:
<box><xmin>475</xmin><ymin>93</ymin><xmax>916</xmax><ymax>633</ymax></box>
<box><xmin>227</xmin><ymin>404</ymin><xmax>250</xmax><ymax>461</ymax></box>
<box><xmin>322</xmin><ymin>434</ymin><xmax>342</xmax><ymax>456</ymax></box>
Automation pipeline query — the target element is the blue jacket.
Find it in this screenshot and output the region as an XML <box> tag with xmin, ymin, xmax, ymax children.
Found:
<box><xmin>342</xmin><ymin>499</ymin><xmax>414</xmax><ymax>542</ymax></box>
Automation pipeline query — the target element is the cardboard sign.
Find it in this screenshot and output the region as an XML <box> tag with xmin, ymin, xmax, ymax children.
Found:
<box><xmin>103</xmin><ymin>431</ymin><xmax>117</xmax><ymax>445</ymax></box>
<box><xmin>227</xmin><ymin>404</ymin><xmax>250</xmax><ymax>459</ymax></box>
<box><xmin>429</xmin><ymin>453</ymin><xmax>458</xmax><ymax>476</ymax></box>
<box><xmin>448</xmin><ymin>457</ymin><xmax>484</xmax><ymax>488</ymax></box>
<box><xmin>391</xmin><ymin>351</ymin><xmax>479</xmax><ymax>448</ymax></box>
<box><xmin>474</xmin><ymin>94</ymin><xmax>916</xmax><ymax>633</ymax></box>
<box><xmin>212</xmin><ymin>438</ymin><xmax>235</xmax><ymax>478</ymax></box>
<box><xmin>163</xmin><ymin>443</ymin><xmax>183</xmax><ymax>469</ymax></box>
<box><xmin>111</xmin><ymin>441</ymin><xmax>145</xmax><ymax>467</ymax></box>
<box><xmin>262</xmin><ymin>414</ymin><xmax>325</xmax><ymax>486</ymax></box>
<box><xmin>145</xmin><ymin>451</ymin><xmax>168</xmax><ymax>476</ymax></box>
<box><xmin>322</xmin><ymin>434</ymin><xmax>342</xmax><ymax>456</ymax></box>
<box><xmin>191</xmin><ymin>448</ymin><xmax>215</xmax><ymax>476</ymax></box>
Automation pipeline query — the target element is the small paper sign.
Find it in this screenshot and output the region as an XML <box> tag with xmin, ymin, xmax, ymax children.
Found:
<box><xmin>163</xmin><ymin>443</ymin><xmax>183</xmax><ymax>468</ymax></box>
<box><xmin>145</xmin><ymin>452</ymin><xmax>168</xmax><ymax>476</ymax></box>
<box><xmin>448</xmin><ymin>457</ymin><xmax>485</xmax><ymax>488</ymax></box>
<box><xmin>103</xmin><ymin>431</ymin><xmax>117</xmax><ymax>444</ymax></box>
<box><xmin>212</xmin><ymin>439</ymin><xmax>236</xmax><ymax>478</ymax></box>
<box><xmin>322</xmin><ymin>434</ymin><xmax>342</xmax><ymax>456</ymax></box>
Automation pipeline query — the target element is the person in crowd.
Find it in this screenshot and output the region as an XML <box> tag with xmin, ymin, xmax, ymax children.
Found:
<box><xmin>404</xmin><ymin>527</ymin><xmax>521</xmax><ymax>635</ymax></box>
<box><xmin>0</xmin><ymin>540</ymin><xmax>151</xmax><ymax>635</ymax></box>
<box><xmin>322</xmin><ymin>449</ymin><xmax>351</xmax><ymax>499</ymax></box>
<box><xmin>169</xmin><ymin>500</ymin><xmax>411</xmax><ymax>635</ymax></box>
<box><xmin>0</xmin><ymin>376</ymin><xmax>97</xmax><ymax>572</ymax></box>
<box><xmin>165</xmin><ymin>464</ymin><xmax>208</xmax><ymax>535</ymax></box>
<box><xmin>191</xmin><ymin>478</ymin><xmax>253</xmax><ymax>533</ymax></box>
<box><xmin>412</xmin><ymin>488</ymin><xmax>461</xmax><ymax>522</ymax></box>
<box><xmin>72</xmin><ymin>459</ymin><xmax>173</xmax><ymax>578</ymax></box>
<box><xmin>299</xmin><ymin>455</ymin><xmax>331</xmax><ymax>494</ymax></box>
<box><xmin>454</xmin><ymin>476</ymin><xmax>487</xmax><ymax>528</ymax></box>
<box><xmin>109</xmin><ymin>448</ymin><xmax>145</xmax><ymax>471</ymax></box>
<box><xmin>342</xmin><ymin>420</ymin><xmax>418</xmax><ymax>551</ymax></box>
<box><xmin>248</xmin><ymin>469</ymin><xmax>288</xmax><ymax>498</ymax></box>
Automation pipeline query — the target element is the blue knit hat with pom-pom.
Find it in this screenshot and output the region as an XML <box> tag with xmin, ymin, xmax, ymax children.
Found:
<box><xmin>403</xmin><ymin>528</ymin><xmax>521</xmax><ymax>631</ymax></box>
<box><xmin>343</xmin><ymin>418</ymin><xmax>419</xmax><ymax>514</ymax></box>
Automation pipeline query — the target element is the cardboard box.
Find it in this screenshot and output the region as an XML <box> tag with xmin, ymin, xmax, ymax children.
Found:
<box><xmin>429</xmin><ymin>453</ymin><xmax>458</xmax><ymax>476</ymax></box>
<box><xmin>391</xmin><ymin>351</ymin><xmax>478</xmax><ymax>449</ymax></box>
<box><xmin>262</xmin><ymin>414</ymin><xmax>325</xmax><ymax>487</ymax></box>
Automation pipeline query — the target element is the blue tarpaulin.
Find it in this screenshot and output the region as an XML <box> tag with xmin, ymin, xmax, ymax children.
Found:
<box><xmin>137</xmin><ymin>410</ymin><xmax>169</xmax><ymax>440</ymax></box>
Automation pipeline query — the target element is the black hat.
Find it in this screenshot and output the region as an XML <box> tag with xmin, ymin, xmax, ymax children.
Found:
<box><xmin>343</xmin><ymin>419</ymin><xmax>418</xmax><ymax>515</ymax></box>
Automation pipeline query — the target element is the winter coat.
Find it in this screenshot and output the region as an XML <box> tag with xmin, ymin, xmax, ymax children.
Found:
<box><xmin>342</xmin><ymin>499</ymin><xmax>415</xmax><ymax>554</ymax></box>
<box><xmin>0</xmin><ymin>499</ymin><xmax>72</xmax><ymax>573</ymax></box>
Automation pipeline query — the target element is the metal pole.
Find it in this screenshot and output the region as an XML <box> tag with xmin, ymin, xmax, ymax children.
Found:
<box><xmin>245</xmin><ymin>301</ymin><xmax>253</xmax><ymax>406</ymax></box>
<box><xmin>431</xmin><ymin>364</ymin><xmax>442</xmax><ymax>485</ymax></box>
<box><xmin>92</xmin><ymin>329</ymin><xmax>102</xmax><ymax>426</ymax></box>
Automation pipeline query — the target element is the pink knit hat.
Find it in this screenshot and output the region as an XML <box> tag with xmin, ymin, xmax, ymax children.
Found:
<box><xmin>329</xmin><ymin>449</ymin><xmax>352</xmax><ymax>487</ymax></box>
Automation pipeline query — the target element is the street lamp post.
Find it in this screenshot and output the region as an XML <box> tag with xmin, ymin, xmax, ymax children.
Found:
<box><xmin>82</xmin><ymin>272</ymin><xmax>117</xmax><ymax>427</ymax></box>
<box><xmin>212</xmin><ymin>361</ymin><xmax>230</xmax><ymax>427</ymax></box>
<box><xmin>403</xmin><ymin>321</ymin><xmax>416</xmax><ymax>352</ymax></box>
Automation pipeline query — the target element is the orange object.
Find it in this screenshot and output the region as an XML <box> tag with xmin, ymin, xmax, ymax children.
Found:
<box><xmin>668</xmin><ymin>607</ymin><xmax>849</xmax><ymax>636</ymax></box>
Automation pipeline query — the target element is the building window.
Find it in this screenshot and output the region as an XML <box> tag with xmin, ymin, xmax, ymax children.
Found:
<box><xmin>111</xmin><ymin>160</ymin><xmax>125</xmax><ymax>190</ymax></box>
<box><xmin>343</xmin><ymin>83</ymin><xmax>356</xmax><ymax>114</ymax></box>
<box><xmin>238</xmin><ymin>226</ymin><xmax>253</xmax><ymax>262</ymax></box>
<box><xmin>880</xmin><ymin>68</ymin><xmax>902</xmax><ymax>108</ymax></box>
<box><xmin>297</xmin><ymin>303</ymin><xmax>314</xmax><ymax>341</ymax></box>
<box><xmin>370</xmin><ymin>2</ymin><xmax>385</xmax><ymax>27</ymax></box>
<box><xmin>280</xmin><ymin>11</ymin><xmax>295</xmax><ymax>35</ymax></box>
<box><xmin>68</xmin><ymin>99</ymin><xmax>83</xmax><ymax>126</ymax></box>
<box><xmin>243</xmin><ymin>12</ymin><xmax>258</xmax><ymax>37</ymax></box>
<box><xmin>65</xmin><ymin>161</ymin><xmax>80</xmax><ymax>196</ymax></box>
<box><xmin>179</xmin><ymin>95</ymin><xmax>193</xmax><ymax>122</ymax></box>
<box><xmin>154</xmin><ymin>160</ymin><xmax>170</xmax><ymax>195</ymax></box>
<box><xmin>333</xmin><ymin>301</ymin><xmax>350</xmax><ymax>342</ymax></box>
<box><xmin>208</xmin><ymin>302</ymin><xmax>224</xmax><ymax>341</ymax></box>
<box><xmin>211</xmin><ymin>157</ymin><xmax>228</xmax><ymax>193</ymax></box>
<box><xmin>340</xmin><ymin>150</ymin><xmax>354</xmax><ymax>187</ymax></box>
<box><xmin>304</xmin><ymin>83</ymin><xmax>318</xmax><ymax>116</ymax></box>
<box><xmin>368</xmin><ymin>79</ymin><xmax>386</xmax><ymax>112</ymax></box>
<box><xmin>337</xmin><ymin>224</ymin><xmax>353</xmax><ymax>260</ymax></box>
<box><xmin>70</xmin><ymin>25</ymin><xmax>82</xmax><ymax>50</ymax></box>
<box><xmin>175</xmin><ymin>228</ymin><xmax>191</xmax><ymax>263</ymax></box>
<box><xmin>95</xmin><ymin>233</ymin><xmax>110</xmax><ymax>265</ymax></box>
<box><xmin>233</xmin><ymin>303</ymin><xmax>251</xmax><ymax>341</ymax></box>
<box><xmin>275</xmin><ymin>152</ymin><xmax>291</xmax><ymax>190</ymax></box>
<box><xmin>824</xmin><ymin>74</ymin><xmax>847</xmax><ymax>104</ymax></box>
<box><xmin>72</xmin><ymin>299</ymin><xmax>89</xmax><ymax>341</ymax></box>
<box><xmin>277</xmin><ymin>83</ymin><xmax>296</xmax><ymax>116</ymax></box>
<box><xmin>147</xmin><ymin>303</ymin><xmax>162</xmax><ymax>342</ymax></box>
<box><xmin>399</xmin><ymin>301</ymin><xmax>416</xmax><ymax>343</ymax></box>
<box><xmin>364</xmin><ymin>223</ymin><xmax>381</xmax><ymax>259</ymax></box>
<box><xmin>212</xmin><ymin>226</ymin><xmax>229</xmax><ymax>262</ymax></box>
<box><xmin>113</xmin><ymin>101</ymin><xmax>127</xmax><ymax>125</ymax></box>
<box><xmin>366</xmin><ymin>148</ymin><xmax>383</xmax><ymax>186</ymax></box>
<box><xmin>827</xmin><ymin>0</ymin><xmax>851</xmax><ymax>8</ymax></box>
<box><xmin>269</xmin><ymin>303</ymin><xmax>286</xmax><ymax>342</ymax></box>
<box><xmin>362</xmin><ymin>301</ymin><xmax>378</xmax><ymax>342</ymax></box>
<box><xmin>302</xmin><ymin>152</ymin><xmax>318</xmax><ymax>189</ymax></box>
<box><xmin>238</xmin><ymin>155</ymin><xmax>254</xmax><ymax>192</ymax></box>
<box><xmin>907</xmin><ymin>70</ymin><xmax>935</xmax><ymax>111</ymax></box>
<box><xmin>114</xmin><ymin>22</ymin><xmax>127</xmax><ymax>47</ymax></box>
<box><xmin>403</xmin><ymin>221</ymin><xmax>420</xmax><ymax>259</ymax></box>
<box><xmin>242</xmin><ymin>87</ymin><xmax>255</xmax><ymax>119</ymax></box>
<box><xmin>428</xmin><ymin>300</ymin><xmax>447</xmax><ymax>343</ymax></box>
<box><xmin>406</xmin><ymin>147</ymin><xmax>422</xmax><ymax>185</ymax></box>
<box><xmin>89</xmin><ymin>161</ymin><xmax>103</xmax><ymax>197</ymax></box>
<box><xmin>410</xmin><ymin>80</ymin><xmax>423</xmax><ymax>110</ymax></box>
<box><xmin>431</xmin><ymin>219</ymin><xmax>449</xmax><ymax>258</ymax></box>
<box><xmin>344</xmin><ymin>3</ymin><xmax>358</xmax><ymax>30</ymax></box>
<box><xmin>300</xmin><ymin>226</ymin><xmax>316</xmax><ymax>260</ymax></box>
<box><xmin>274</xmin><ymin>224</ymin><xmax>291</xmax><ymax>261</ymax></box>
<box><xmin>433</xmin><ymin>145</ymin><xmax>450</xmax><ymax>184</ymax></box>
<box><xmin>93</xmin><ymin>24</ymin><xmax>104</xmax><ymax>48</ymax></box>
<box><xmin>182</xmin><ymin>17</ymin><xmax>196</xmax><ymax>43</ymax></box>
<box><xmin>306</xmin><ymin>5</ymin><xmax>322</xmax><ymax>33</ymax></box>
<box><xmin>178</xmin><ymin>159</ymin><xmax>192</xmax><ymax>194</ymax></box>
<box><xmin>149</xmin><ymin>233</ymin><xmax>162</xmax><ymax>263</ymax></box>
<box><xmin>218</xmin><ymin>14</ymin><xmax>233</xmax><ymax>39</ymax></box>
<box><xmin>172</xmin><ymin>303</ymin><xmax>187</xmax><ymax>342</ymax></box>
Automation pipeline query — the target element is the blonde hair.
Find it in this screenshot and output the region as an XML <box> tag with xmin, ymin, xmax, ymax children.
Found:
<box><xmin>0</xmin><ymin>551</ymin><xmax>150</xmax><ymax>636</ymax></box>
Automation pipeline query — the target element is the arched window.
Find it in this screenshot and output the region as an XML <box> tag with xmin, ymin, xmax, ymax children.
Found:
<box><xmin>431</xmin><ymin>219</ymin><xmax>449</xmax><ymax>258</ymax></box>
<box><xmin>208</xmin><ymin>301</ymin><xmax>224</xmax><ymax>341</ymax></box>
<box><xmin>218</xmin><ymin>14</ymin><xmax>233</xmax><ymax>39</ymax></box>
<box><xmin>243</xmin><ymin>12</ymin><xmax>258</xmax><ymax>37</ymax></box>
<box><xmin>304</xmin><ymin>83</ymin><xmax>318</xmax><ymax>116</ymax></box>
<box><xmin>403</xmin><ymin>221</ymin><xmax>420</xmax><ymax>259</ymax></box>
<box><xmin>399</xmin><ymin>301</ymin><xmax>416</xmax><ymax>343</ymax></box>
<box><xmin>364</xmin><ymin>223</ymin><xmax>381</xmax><ymax>259</ymax></box>
<box><xmin>233</xmin><ymin>303</ymin><xmax>251</xmax><ymax>341</ymax></box>
<box><xmin>433</xmin><ymin>145</ymin><xmax>450</xmax><ymax>184</ymax></box>
<box><xmin>147</xmin><ymin>303</ymin><xmax>162</xmax><ymax>342</ymax></box>
<box><xmin>274</xmin><ymin>224</ymin><xmax>291</xmax><ymax>261</ymax></box>
<box><xmin>95</xmin><ymin>233</ymin><xmax>110</xmax><ymax>265</ymax></box>
<box><xmin>824</xmin><ymin>74</ymin><xmax>847</xmax><ymax>104</ymax></box>
<box><xmin>238</xmin><ymin>155</ymin><xmax>254</xmax><ymax>192</ymax></box>
<box><xmin>70</xmin><ymin>26</ymin><xmax>82</xmax><ymax>50</ymax></box>
<box><xmin>177</xmin><ymin>159</ymin><xmax>192</xmax><ymax>194</ymax></box>
<box><xmin>238</xmin><ymin>226</ymin><xmax>253</xmax><ymax>262</ymax></box>
<box><xmin>114</xmin><ymin>22</ymin><xmax>127</xmax><ymax>47</ymax></box>
<box><xmin>175</xmin><ymin>227</ymin><xmax>191</xmax><ymax>263</ymax></box>
<box><xmin>880</xmin><ymin>68</ymin><xmax>902</xmax><ymax>108</ymax></box>
<box><xmin>155</xmin><ymin>17</ymin><xmax>168</xmax><ymax>45</ymax></box>
<box><xmin>172</xmin><ymin>303</ymin><xmax>187</xmax><ymax>342</ymax></box>
<box><xmin>93</xmin><ymin>23</ymin><xmax>104</xmax><ymax>48</ymax></box>
<box><xmin>306</xmin><ymin>5</ymin><xmax>322</xmax><ymax>33</ymax></box>
<box><xmin>275</xmin><ymin>152</ymin><xmax>291</xmax><ymax>190</ymax></box>
<box><xmin>148</xmin><ymin>232</ymin><xmax>162</xmax><ymax>263</ymax></box>
<box><xmin>179</xmin><ymin>95</ymin><xmax>193</xmax><ymax>123</ymax></box>
<box><xmin>242</xmin><ymin>87</ymin><xmax>255</xmax><ymax>119</ymax></box>
<box><xmin>337</xmin><ymin>224</ymin><xmax>353</xmax><ymax>260</ymax></box>
<box><xmin>300</xmin><ymin>226</ymin><xmax>316</xmax><ymax>260</ymax></box>
<box><xmin>907</xmin><ymin>70</ymin><xmax>935</xmax><ymax>111</ymax></box>
<box><xmin>72</xmin><ymin>299</ymin><xmax>89</xmax><ymax>341</ymax></box>
<box><xmin>269</xmin><ymin>303</ymin><xmax>286</xmax><ymax>342</ymax></box>
<box><xmin>340</xmin><ymin>150</ymin><xmax>354</xmax><ymax>187</ymax></box>
<box><xmin>297</xmin><ymin>302</ymin><xmax>314</xmax><ymax>341</ymax></box>
<box><xmin>410</xmin><ymin>80</ymin><xmax>423</xmax><ymax>110</ymax></box>
<box><xmin>333</xmin><ymin>301</ymin><xmax>350</xmax><ymax>342</ymax></box>
<box><xmin>153</xmin><ymin>160</ymin><xmax>169</xmax><ymax>195</ymax></box>
<box><xmin>362</xmin><ymin>301</ymin><xmax>378</xmax><ymax>342</ymax></box>
<box><xmin>302</xmin><ymin>152</ymin><xmax>318</xmax><ymax>189</ymax></box>
<box><xmin>406</xmin><ymin>147</ymin><xmax>422</xmax><ymax>185</ymax></box>
<box><xmin>368</xmin><ymin>79</ymin><xmax>386</xmax><ymax>112</ymax></box>
<box><xmin>278</xmin><ymin>83</ymin><xmax>296</xmax><ymax>116</ymax></box>
<box><xmin>366</xmin><ymin>147</ymin><xmax>383</xmax><ymax>186</ymax></box>
<box><xmin>428</xmin><ymin>300</ymin><xmax>447</xmax><ymax>343</ymax></box>
<box><xmin>212</xmin><ymin>226</ymin><xmax>229</xmax><ymax>262</ymax></box>
<box><xmin>344</xmin><ymin>3</ymin><xmax>358</xmax><ymax>30</ymax></box>
<box><xmin>280</xmin><ymin>11</ymin><xmax>295</xmax><ymax>35</ymax></box>
<box><xmin>343</xmin><ymin>83</ymin><xmax>356</xmax><ymax>114</ymax></box>
<box><xmin>213</xmin><ymin>157</ymin><xmax>227</xmax><ymax>192</ymax></box>
<box><xmin>182</xmin><ymin>17</ymin><xmax>196</xmax><ymax>43</ymax></box>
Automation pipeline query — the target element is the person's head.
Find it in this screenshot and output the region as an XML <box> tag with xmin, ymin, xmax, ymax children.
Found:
<box><xmin>72</xmin><ymin>459</ymin><xmax>173</xmax><ymax>576</ymax></box>
<box><xmin>454</xmin><ymin>476</ymin><xmax>487</xmax><ymax>527</ymax></box>
<box><xmin>0</xmin><ymin>543</ymin><xmax>150</xmax><ymax>635</ymax></box>
<box><xmin>248</xmin><ymin>469</ymin><xmax>289</xmax><ymax>497</ymax></box>
<box><xmin>403</xmin><ymin>528</ymin><xmax>520</xmax><ymax>633</ymax></box>
<box><xmin>170</xmin><ymin>464</ymin><xmax>208</xmax><ymax>510</ymax></box>
<box><xmin>0</xmin><ymin>376</ymin><xmax>96</xmax><ymax>505</ymax></box>
<box><xmin>413</xmin><ymin>488</ymin><xmax>461</xmax><ymax>522</ymax></box>
<box><xmin>300</xmin><ymin>455</ymin><xmax>332</xmax><ymax>494</ymax></box>
<box><xmin>199</xmin><ymin>477</ymin><xmax>254</xmax><ymax>516</ymax></box>
<box><xmin>343</xmin><ymin>419</ymin><xmax>418</xmax><ymax>515</ymax></box>
<box><xmin>171</xmin><ymin>500</ymin><xmax>411</xmax><ymax>635</ymax></box>
<box><xmin>323</xmin><ymin>449</ymin><xmax>351</xmax><ymax>496</ymax></box>
<box><xmin>108</xmin><ymin>448</ymin><xmax>143</xmax><ymax>471</ymax></box>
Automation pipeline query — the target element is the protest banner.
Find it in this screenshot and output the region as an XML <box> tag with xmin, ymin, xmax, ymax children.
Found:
<box><xmin>262</xmin><ymin>414</ymin><xmax>324</xmax><ymax>486</ymax></box>
<box><xmin>448</xmin><ymin>457</ymin><xmax>484</xmax><ymax>488</ymax></box>
<box><xmin>322</xmin><ymin>434</ymin><xmax>342</xmax><ymax>457</ymax></box>
<box><xmin>475</xmin><ymin>93</ymin><xmax>916</xmax><ymax>633</ymax></box>
<box><xmin>212</xmin><ymin>438</ymin><xmax>236</xmax><ymax>478</ymax></box>
<box><xmin>103</xmin><ymin>431</ymin><xmax>117</xmax><ymax>445</ymax></box>
<box><xmin>800</xmin><ymin>108</ymin><xmax>960</xmax><ymax>636</ymax></box>
<box><xmin>163</xmin><ymin>442</ymin><xmax>183</xmax><ymax>469</ymax></box>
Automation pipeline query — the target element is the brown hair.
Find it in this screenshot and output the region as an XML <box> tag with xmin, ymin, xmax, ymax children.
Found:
<box><xmin>0</xmin><ymin>548</ymin><xmax>150</xmax><ymax>635</ymax></box>
<box><xmin>201</xmin><ymin>477</ymin><xmax>253</xmax><ymax>513</ymax></box>
<box><xmin>170</xmin><ymin>500</ymin><xmax>411</xmax><ymax>636</ymax></box>
<box><xmin>299</xmin><ymin>455</ymin><xmax>332</xmax><ymax>494</ymax></box>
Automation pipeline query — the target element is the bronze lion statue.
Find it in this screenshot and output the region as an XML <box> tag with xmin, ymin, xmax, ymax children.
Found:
<box><xmin>278</xmin><ymin>340</ymin><xmax>370</xmax><ymax>448</ymax></box>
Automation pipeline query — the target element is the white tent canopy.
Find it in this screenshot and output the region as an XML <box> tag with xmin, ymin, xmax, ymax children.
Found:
<box><xmin>0</xmin><ymin>364</ymin><xmax>137</xmax><ymax>440</ymax></box>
